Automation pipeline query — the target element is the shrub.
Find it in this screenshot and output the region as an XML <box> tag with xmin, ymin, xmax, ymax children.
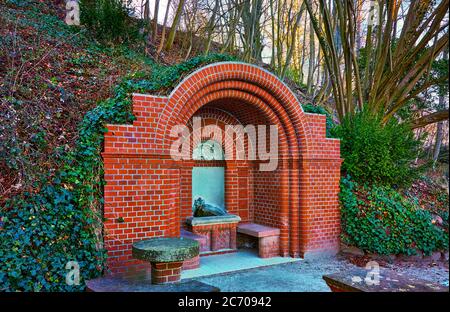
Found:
<box><xmin>340</xmin><ymin>176</ymin><xmax>448</xmax><ymax>256</ymax></box>
<box><xmin>332</xmin><ymin>108</ymin><xmax>421</xmax><ymax>187</ymax></box>
<box><xmin>79</xmin><ymin>0</ymin><xmax>134</xmax><ymax>42</ymax></box>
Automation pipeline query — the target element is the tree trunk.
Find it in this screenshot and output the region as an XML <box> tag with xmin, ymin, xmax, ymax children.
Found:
<box><xmin>144</xmin><ymin>0</ymin><xmax>150</xmax><ymax>20</ymax></box>
<box><xmin>307</xmin><ymin>17</ymin><xmax>315</xmax><ymax>94</ymax></box>
<box><xmin>152</xmin><ymin>0</ymin><xmax>160</xmax><ymax>41</ymax></box>
<box><xmin>433</xmin><ymin>121</ymin><xmax>444</xmax><ymax>164</ymax></box>
<box><xmin>204</xmin><ymin>0</ymin><xmax>220</xmax><ymax>55</ymax></box>
<box><xmin>165</xmin><ymin>0</ymin><xmax>186</xmax><ymax>51</ymax></box>
<box><xmin>270</xmin><ymin>0</ymin><xmax>276</xmax><ymax>67</ymax></box>
<box><xmin>281</xmin><ymin>3</ymin><xmax>305</xmax><ymax>79</ymax></box>
<box><xmin>157</xmin><ymin>0</ymin><xmax>172</xmax><ymax>54</ymax></box>
<box><xmin>300</xmin><ymin>15</ymin><xmax>307</xmax><ymax>84</ymax></box>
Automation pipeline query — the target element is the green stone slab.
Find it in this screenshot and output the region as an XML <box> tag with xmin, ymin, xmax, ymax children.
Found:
<box><xmin>186</xmin><ymin>214</ymin><xmax>241</xmax><ymax>226</ymax></box>
<box><xmin>132</xmin><ymin>237</ymin><xmax>199</xmax><ymax>263</ymax></box>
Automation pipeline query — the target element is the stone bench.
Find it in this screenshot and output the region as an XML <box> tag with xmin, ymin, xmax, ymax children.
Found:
<box><xmin>132</xmin><ymin>237</ymin><xmax>199</xmax><ymax>284</ymax></box>
<box><xmin>237</xmin><ymin>223</ymin><xmax>280</xmax><ymax>258</ymax></box>
<box><xmin>323</xmin><ymin>267</ymin><xmax>449</xmax><ymax>292</ymax></box>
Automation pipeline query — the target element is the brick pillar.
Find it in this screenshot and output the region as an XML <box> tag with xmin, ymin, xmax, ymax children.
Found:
<box><xmin>151</xmin><ymin>261</ymin><xmax>183</xmax><ymax>284</ymax></box>
<box><xmin>211</xmin><ymin>228</ymin><xmax>219</xmax><ymax>251</ymax></box>
<box><xmin>299</xmin><ymin>158</ymin><xmax>341</xmax><ymax>258</ymax></box>
<box><xmin>230</xmin><ymin>228</ymin><xmax>237</xmax><ymax>249</ymax></box>
<box><xmin>289</xmin><ymin>159</ymin><xmax>300</xmax><ymax>257</ymax></box>
<box><xmin>279</xmin><ymin>159</ymin><xmax>290</xmax><ymax>257</ymax></box>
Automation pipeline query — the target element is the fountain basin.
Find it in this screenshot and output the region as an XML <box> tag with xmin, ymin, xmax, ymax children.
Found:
<box><xmin>185</xmin><ymin>214</ymin><xmax>241</xmax><ymax>255</ymax></box>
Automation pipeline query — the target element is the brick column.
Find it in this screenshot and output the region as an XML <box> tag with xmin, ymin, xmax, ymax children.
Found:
<box><xmin>151</xmin><ymin>261</ymin><xmax>183</xmax><ymax>284</ymax></box>
<box><xmin>299</xmin><ymin>158</ymin><xmax>341</xmax><ymax>258</ymax></box>
<box><xmin>279</xmin><ymin>159</ymin><xmax>290</xmax><ymax>257</ymax></box>
<box><xmin>289</xmin><ymin>159</ymin><xmax>300</xmax><ymax>257</ymax></box>
<box><xmin>211</xmin><ymin>228</ymin><xmax>219</xmax><ymax>251</ymax></box>
<box><xmin>230</xmin><ymin>228</ymin><xmax>237</xmax><ymax>250</ymax></box>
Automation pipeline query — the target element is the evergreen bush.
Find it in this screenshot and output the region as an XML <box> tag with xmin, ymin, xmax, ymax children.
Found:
<box><xmin>79</xmin><ymin>0</ymin><xmax>134</xmax><ymax>42</ymax></box>
<box><xmin>332</xmin><ymin>108</ymin><xmax>421</xmax><ymax>187</ymax></box>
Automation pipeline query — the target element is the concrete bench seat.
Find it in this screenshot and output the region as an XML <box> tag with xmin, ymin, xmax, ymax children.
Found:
<box><xmin>237</xmin><ymin>223</ymin><xmax>280</xmax><ymax>258</ymax></box>
<box><xmin>132</xmin><ymin>237</ymin><xmax>199</xmax><ymax>284</ymax></box>
<box><xmin>323</xmin><ymin>267</ymin><xmax>449</xmax><ymax>292</ymax></box>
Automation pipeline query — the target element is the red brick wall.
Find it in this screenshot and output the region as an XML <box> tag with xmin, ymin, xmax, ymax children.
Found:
<box><xmin>102</xmin><ymin>62</ymin><xmax>342</xmax><ymax>274</ymax></box>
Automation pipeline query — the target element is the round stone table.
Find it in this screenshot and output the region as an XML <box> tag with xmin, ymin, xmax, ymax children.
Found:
<box><xmin>132</xmin><ymin>237</ymin><xmax>199</xmax><ymax>284</ymax></box>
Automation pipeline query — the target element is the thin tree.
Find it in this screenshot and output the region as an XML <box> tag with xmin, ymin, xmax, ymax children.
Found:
<box><xmin>305</xmin><ymin>0</ymin><xmax>449</xmax><ymax>124</ymax></box>
<box><xmin>157</xmin><ymin>0</ymin><xmax>172</xmax><ymax>54</ymax></box>
<box><xmin>165</xmin><ymin>0</ymin><xmax>186</xmax><ymax>51</ymax></box>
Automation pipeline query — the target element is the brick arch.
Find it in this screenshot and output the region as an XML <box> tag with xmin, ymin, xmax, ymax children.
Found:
<box><xmin>158</xmin><ymin>62</ymin><xmax>312</xmax><ymax>158</ymax></box>
<box><xmin>157</xmin><ymin>63</ymin><xmax>312</xmax><ymax>256</ymax></box>
<box><xmin>102</xmin><ymin>62</ymin><xmax>342</xmax><ymax>275</ymax></box>
<box><xmin>182</xmin><ymin>89</ymin><xmax>291</xmax><ymax>156</ymax></box>
<box><xmin>176</xmin><ymin>89</ymin><xmax>297</xmax><ymax>255</ymax></box>
<box><xmin>187</xmin><ymin>108</ymin><xmax>252</xmax><ymax>160</ymax></box>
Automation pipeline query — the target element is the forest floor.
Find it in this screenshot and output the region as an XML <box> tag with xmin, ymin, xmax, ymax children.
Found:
<box><xmin>0</xmin><ymin>1</ymin><xmax>154</xmax><ymax>203</ymax></box>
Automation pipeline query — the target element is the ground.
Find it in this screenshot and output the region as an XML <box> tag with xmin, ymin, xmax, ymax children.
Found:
<box><xmin>193</xmin><ymin>254</ymin><xmax>449</xmax><ymax>292</ymax></box>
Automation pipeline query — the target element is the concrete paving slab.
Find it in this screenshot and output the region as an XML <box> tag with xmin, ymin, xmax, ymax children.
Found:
<box><xmin>181</xmin><ymin>249</ymin><xmax>301</xmax><ymax>279</ymax></box>
<box><xmin>192</xmin><ymin>257</ymin><xmax>360</xmax><ymax>292</ymax></box>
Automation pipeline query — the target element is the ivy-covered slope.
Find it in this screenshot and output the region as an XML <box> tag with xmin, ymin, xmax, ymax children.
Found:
<box><xmin>0</xmin><ymin>0</ymin><xmax>154</xmax><ymax>203</ymax></box>
<box><xmin>1</xmin><ymin>52</ymin><xmax>236</xmax><ymax>291</ymax></box>
<box><xmin>340</xmin><ymin>176</ymin><xmax>448</xmax><ymax>256</ymax></box>
<box><xmin>0</xmin><ymin>1</ymin><xmax>237</xmax><ymax>292</ymax></box>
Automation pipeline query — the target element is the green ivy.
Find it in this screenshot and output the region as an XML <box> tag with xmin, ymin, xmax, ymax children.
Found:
<box><xmin>0</xmin><ymin>53</ymin><xmax>235</xmax><ymax>291</ymax></box>
<box><xmin>340</xmin><ymin>176</ymin><xmax>449</xmax><ymax>256</ymax></box>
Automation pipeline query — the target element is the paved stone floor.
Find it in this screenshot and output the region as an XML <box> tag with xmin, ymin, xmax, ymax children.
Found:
<box><xmin>190</xmin><ymin>253</ymin><xmax>450</xmax><ymax>292</ymax></box>
<box><xmin>192</xmin><ymin>257</ymin><xmax>356</xmax><ymax>292</ymax></box>
<box><xmin>181</xmin><ymin>249</ymin><xmax>301</xmax><ymax>279</ymax></box>
<box><xmin>87</xmin><ymin>250</ymin><xmax>448</xmax><ymax>292</ymax></box>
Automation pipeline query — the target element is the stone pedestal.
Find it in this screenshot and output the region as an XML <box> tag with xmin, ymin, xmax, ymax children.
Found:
<box><xmin>186</xmin><ymin>215</ymin><xmax>241</xmax><ymax>255</ymax></box>
<box><xmin>132</xmin><ymin>237</ymin><xmax>199</xmax><ymax>284</ymax></box>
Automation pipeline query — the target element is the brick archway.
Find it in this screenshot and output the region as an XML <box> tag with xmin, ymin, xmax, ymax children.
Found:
<box><xmin>102</xmin><ymin>62</ymin><xmax>342</xmax><ymax>275</ymax></box>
